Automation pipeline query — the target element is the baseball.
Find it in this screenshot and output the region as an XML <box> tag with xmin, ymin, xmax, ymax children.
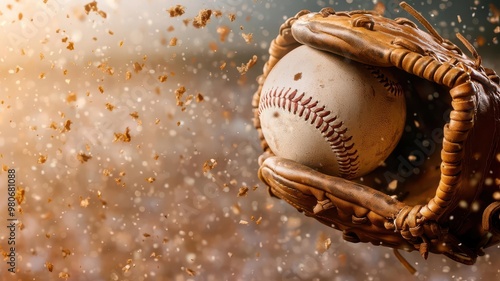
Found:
<box><xmin>258</xmin><ymin>45</ymin><xmax>407</xmax><ymax>179</ymax></box>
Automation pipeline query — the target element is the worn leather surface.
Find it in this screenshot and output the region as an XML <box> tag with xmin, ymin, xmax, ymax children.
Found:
<box><xmin>253</xmin><ymin>3</ymin><xmax>500</xmax><ymax>264</ymax></box>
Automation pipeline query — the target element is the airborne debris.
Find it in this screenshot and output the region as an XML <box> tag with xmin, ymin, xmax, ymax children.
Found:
<box><xmin>66</xmin><ymin>92</ymin><xmax>77</xmax><ymax>103</ymax></box>
<box><xmin>45</xmin><ymin>262</ymin><xmax>54</xmax><ymax>272</ymax></box>
<box><xmin>80</xmin><ymin>197</ymin><xmax>90</xmax><ymax>207</ymax></box>
<box><xmin>158</xmin><ymin>74</ymin><xmax>168</xmax><ymax>82</ymax></box>
<box><xmin>114</xmin><ymin>127</ymin><xmax>132</xmax><ymax>142</ymax></box>
<box><xmin>175</xmin><ymin>86</ymin><xmax>195</xmax><ymax>111</ymax></box>
<box><xmin>61</xmin><ymin>120</ymin><xmax>72</xmax><ymax>132</ymax></box>
<box><xmin>38</xmin><ymin>154</ymin><xmax>48</xmax><ymax>164</ymax></box>
<box><xmin>129</xmin><ymin>111</ymin><xmax>139</xmax><ymax>120</ymax></box>
<box><xmin>61</xmin><ymin>248</ymin><xmax>71</xmax><ymax>258</ymax></box>
<box><xmin>217</xmin><ymin>25</ymin><xmax>230</xmax><ymax>42</ymax></box>
<box><xmin>84</xmin><ymin>1</ymin><xmax>107</xmax><ymax>18</ymax></box>
<box><xmin>374</xmin><ymin>1</ymin><xmax>386</xmax><ymax>15</ymax></box>
<box><xmin>195</xmin><ymin>93</ymin><xmax>204</xmax><ymax>102</ymax></box>
<box><xmin>169</xmin><ymin>37</ymin><xmax>178</xmax><ymax>46</ymax></box>
<box><xmin>241</xmin><ymin>32</ymin><xmax>253</xmax><ymax>44</ymax></box>
<box><xmin>488</xmin><ymin>3</ymin><xmax>499</xmax><ymax>24</ymax></box>
<box><xmin>237</xmin><ymin>55</ymin><xmax>258</xmax><ymax>75</ymax></box>
<box><xmin>58</xmin><ymin>272</ymin><xmax>70</xmax><ymax>279</ymax></box>
<box><xmin>66</xmin><ymin>41</ymin><xmax>74</xmax><ymax>50</ymax></box>
<box><xmin>77</xmin><ymin>152</ymin><xmax>92</xmax><ymax>163</ymax></box>
<box><xmin>193</xmin><ymin>9</ymin><xmax>212</xmax><ymax>28</ymax></box>
<box><xmin>105</xmin><ymin>103</ymin><xmax>115</xmax><ymax>111</ymax></box>
<box><xmin>203</xmin><ymin>159</ymin><xmax>217</xmax><ymax>173</ymax></box>
<box><xmin>133</xmin><ymin>62</ymin><xmax>143</xmax><ymax>73</ymax></box>
<box><xmin>15</xmin><ymin>187</ymin><xmax>25</xmax><ymax>205</ymax></box>
<box><xmin>167</xmin><ymin>5</ymin><xmax>185</xmax><ymax>17</ymax></box>
<box><xmin>237</xmin><ymin>186</ymin><xmax>249</xmax><ymax>197</ymax></box>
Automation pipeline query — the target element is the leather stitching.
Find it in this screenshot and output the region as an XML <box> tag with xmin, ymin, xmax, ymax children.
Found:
<box><xmin>259</xmin><ymin>87</ymin><xmax>360</xmax><ymax>178</ymax></box>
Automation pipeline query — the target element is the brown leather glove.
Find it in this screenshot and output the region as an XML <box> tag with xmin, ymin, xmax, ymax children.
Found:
<box><xmin>252</xmin><ymin>2</ymin><xmax>500</xmax><ymax>267</ymax></box>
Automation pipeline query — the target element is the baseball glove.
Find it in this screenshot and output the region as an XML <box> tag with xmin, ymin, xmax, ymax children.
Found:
<box><xmin>252</xmin><ymin>1</ymin><xmax>500</xmax><ymax>270</ymax></box>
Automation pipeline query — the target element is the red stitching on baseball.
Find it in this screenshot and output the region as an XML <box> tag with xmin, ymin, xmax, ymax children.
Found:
<box><xmin>259</xmin><ymin>87</ymin><xmax>359</xmax><ymax>178</ymax></box>
<box><xmin>366</xmin><ymin>66</ymin><xmax>404</xmax><ymax>97</ymax></box>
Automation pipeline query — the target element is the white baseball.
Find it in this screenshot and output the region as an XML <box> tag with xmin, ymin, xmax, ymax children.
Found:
<box><xmin>259</xmin><ymin>45</ymin><xmax>406</xmax><ymax>179</ymax></box>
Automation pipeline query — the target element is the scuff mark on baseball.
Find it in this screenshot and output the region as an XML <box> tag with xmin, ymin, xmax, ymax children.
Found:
<box><xmin>258</xmin><ymin>45</ymin><xmax>407</xmax><ymax>179</ymax></box>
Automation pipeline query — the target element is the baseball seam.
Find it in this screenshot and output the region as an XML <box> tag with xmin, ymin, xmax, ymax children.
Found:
<box><xmin>259</xmin><ymin>87</ymin><xmax>359</xmax><ymax>178</ymax></box>
<box><xmin>366</xmin><ymin>66</ymin><xmax>404</xmax><ymax>97</ymax></box>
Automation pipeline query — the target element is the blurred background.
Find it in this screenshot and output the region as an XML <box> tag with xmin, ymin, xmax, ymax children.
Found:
<box><xmin>0</xmin><ymin>0</ymin><xmax>498</xmax><ymax>280</ymax></box>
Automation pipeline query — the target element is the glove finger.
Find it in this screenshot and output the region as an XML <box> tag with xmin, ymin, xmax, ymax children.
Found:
<box><xmin>258</xmin><ymin>156</ymin><xmax>406</xmax><ymax>218</ymax></box>
<box><xmin>257</xmin><ymin>151</ymin><xmax>274</xmax><ymax>166</ymax></box>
